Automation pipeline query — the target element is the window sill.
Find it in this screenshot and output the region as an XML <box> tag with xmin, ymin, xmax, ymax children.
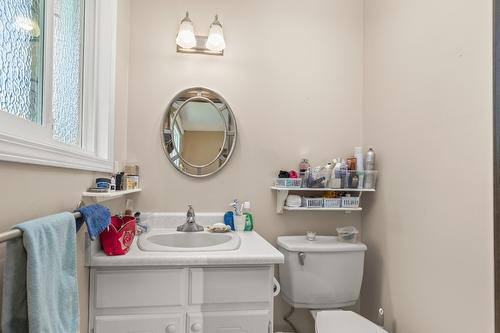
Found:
<box><xmin>0</xmin><ymin>132</ymin><xmax>113</xmax><ymax>173</ymax></box>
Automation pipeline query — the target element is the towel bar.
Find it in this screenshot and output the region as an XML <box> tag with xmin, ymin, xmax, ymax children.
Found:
<box><xmin>0</xmin><ymin>212</ymin><xmax>82</xmax><ymax>244</ymax></box>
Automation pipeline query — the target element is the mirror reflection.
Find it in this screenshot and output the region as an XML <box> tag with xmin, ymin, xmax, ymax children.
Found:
<box><xmin>162</xmin><ymin>88</ymin><xmax>237</xmax><ymax>177</ymax></box>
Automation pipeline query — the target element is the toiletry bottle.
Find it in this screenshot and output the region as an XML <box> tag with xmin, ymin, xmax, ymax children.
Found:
<box><xmin>299</xmin><ymin>159</ymin><xmax>310</xmax><ymax>188</ymax></box>
<box><xmin>354</xmin><ymin>147</ymin><xmax>364</xmax><ymax>171</ymax></box>
<box><xmin>330</xmin><ymin>159</ymin><xmax>342</xmax><ymax>189</ymax></box>
<box><xmin>304</xmin><ymin>167</ymin><xmax>311</xmax><ymax>188</ymax></box>
<box><xmin>354</xmin><ymin>147</ymin><xmax>365</xmax><ymax>189</ymax></box>
<box><xmin>324</xmin><ymin>163</ymin><xmax>333</xmax><ymax>187</ymax></box>
<box><xmin>116</xmin><ymin>172</ymin><xmax>124</xmax><ymax>191</ymax></box>
<box><xmin>364</xmin><ymin>148</ymin><xmax>376</xmax><ymax>189</ymax></box>
<box><xmin>340</xmin><ymin>159</ymin><xmax>348</xmax><ymax>189</ymax></box>
<box><xmin>125</xmin><ymin>199</ymin><xmax>134</xmax><ymax>216</ymax></box>
<box><xmin>224</xmin><ymin>211</ymin><xmax>235</xmax><ymax>231</ymax></box>
<box><xmin>243</xmin><ymin>202</ymin><xmax>253</xmax><ymax>231</ymax></box>
<box><xmin>351</xmin><ymin>174</ymin><xmax>359</xmax><ymax>189</ymax></box>
<box><xmin>346</xmin><ymin>158</ymin><xmax>357</xmax><ymax>188</ymax></box>
<box><xmin>110</xmin><ymin>175</ymin><xmax>116</xmax><ymax>192</ymax></box>
<box><xmin>365</xmin><ymin>148</ymin><xmax>376</xmax><ymax>170</ymax></box>
<box><xmin>346</xmin><ymin>157</ymin><xmax>357</xmax><ymax>171</ymax></box>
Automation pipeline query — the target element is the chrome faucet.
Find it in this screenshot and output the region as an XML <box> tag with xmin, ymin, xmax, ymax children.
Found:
<box><xmin>177</xmin><ymin>205</ymin><xmax>204</xmax><ymax>232</ymax></box>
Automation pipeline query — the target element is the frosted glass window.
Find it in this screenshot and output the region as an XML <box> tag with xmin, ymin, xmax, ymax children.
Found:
<box><xmin>0</xmin><ymin>0</ymin><xmax>44</xmax><ymax>124</ymax></box>
<box><xmin>51</xmin><ymin>0</ymin><xmax>83</xmax><ymax>146</ymax></box>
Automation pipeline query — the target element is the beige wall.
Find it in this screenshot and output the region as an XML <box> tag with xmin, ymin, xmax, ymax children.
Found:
<box><xmin>0</xmin><ymin>162</ymin><xmax>129</xmax><ymax>333</ymax></box>
<box><xmin>360</xmin><ymin>0</ymin><xmax>494</xmax><ymax>332</ymax></box>
<box><xmin>0</xmin><ymin>1</ymin><xmax>132</xmax><ymax>332</ymax></box>
<box><xmin>125</xmin><ymin>0</ymin><xmax>364</xmax><ymax>331</ymax></box>
<box><xmin>0</xmin><ymin>1</ymin><xmax>495</xmax><ymax>333</ymax></box>
<box><xmin>0</xmin><ymin>163</ymin><xmax>94</xmax><ymax>333</ymax></box>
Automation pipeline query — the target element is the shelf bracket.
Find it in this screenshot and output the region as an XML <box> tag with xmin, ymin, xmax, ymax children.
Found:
<box><xmin>276</xmin><ymin>189</ymin><xmax>289</xmax><ymax>214</ymax></box>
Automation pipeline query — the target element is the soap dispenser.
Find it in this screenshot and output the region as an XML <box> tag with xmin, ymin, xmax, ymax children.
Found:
<box><xmin>243</xmin><ymin>202</ymin><xmax>253</xmax><ymax>231</ymax></box>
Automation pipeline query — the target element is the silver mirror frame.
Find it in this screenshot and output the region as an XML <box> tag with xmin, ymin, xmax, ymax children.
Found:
<box><xmin>161</xmin><ymin>87</ymin><xmax>237</xmax><ymax>178</ymax></box>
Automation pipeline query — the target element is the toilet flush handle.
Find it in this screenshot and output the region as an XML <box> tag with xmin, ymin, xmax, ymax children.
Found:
<box><xmin>298</xmin><ymin>252</ymin><xmax>306</xmax><ymax>265</ymax></box>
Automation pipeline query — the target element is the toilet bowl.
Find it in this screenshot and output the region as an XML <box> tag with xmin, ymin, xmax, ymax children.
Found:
<box><xmin>315</xmin><ymin>310</ymin><xmax>387</xmax><ymax>333</ymax></box>
<box><xmin>277</xmin><ymin>235</ymin><xmax>387</xmax><ymax>333</ymax></box>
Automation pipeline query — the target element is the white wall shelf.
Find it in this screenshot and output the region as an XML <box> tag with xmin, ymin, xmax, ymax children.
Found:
<box><xmin>271</xmin><ymin>187</ymin><xmax>375</xmax><ymax>214</ymax></box>
<box><xmin>82</xmin><ymin>189</ymin><xmax>142</xmax><ymax>203</ymax></box>
<box><xmin>270</xmin><ymin>186</ymin><xmax>375</xmax><ymax>192</ymax></box>
<box><xmin>283</xmin><ymin>207</ymin><xmax>362</xmax><ymax>212</ymax></box>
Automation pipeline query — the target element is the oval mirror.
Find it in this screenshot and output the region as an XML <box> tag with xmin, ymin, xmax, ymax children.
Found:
<box><xmin>162</xmin><ymin>87</ymin><xmax>237</xmax><ymax>177</ymax></box>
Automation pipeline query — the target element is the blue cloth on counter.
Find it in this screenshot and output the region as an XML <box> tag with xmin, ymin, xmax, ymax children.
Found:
<box><xmin>77</xmin><ymin>204</ymin><xmax>111</xmax><ymax>240</ymax></box>
<box><xmin>1</xmin><ymin>212</ymin><xmax>79</xmax><ymax>333</ymax></box>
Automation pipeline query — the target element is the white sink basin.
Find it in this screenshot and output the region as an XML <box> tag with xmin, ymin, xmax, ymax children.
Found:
<box><xmin>138</xmin><ymin>230</ymin><xmax>241</xmax><ymax>252</ymax></box>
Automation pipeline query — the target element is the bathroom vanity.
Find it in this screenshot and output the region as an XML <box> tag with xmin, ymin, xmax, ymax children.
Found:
<box><xmin>86</xmin><ymin>213</ymin><xmax>284</xmax><ymax>333</ymax></box>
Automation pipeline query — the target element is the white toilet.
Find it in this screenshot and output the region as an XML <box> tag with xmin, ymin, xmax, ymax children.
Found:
<box><xmin>277</xmin><ymin>235</ymin><xmax>387</xmax><ymax>333</ymax></box>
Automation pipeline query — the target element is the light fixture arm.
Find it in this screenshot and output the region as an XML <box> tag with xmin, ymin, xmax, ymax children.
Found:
<box><xmin>182</xmin><ymin>11</ymin><xmax>192</xmax><ymax>23</ymax></box>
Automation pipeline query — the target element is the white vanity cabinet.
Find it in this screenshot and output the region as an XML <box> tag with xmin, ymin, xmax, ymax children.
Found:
<box><xmin>88</xmin><ymin>266</ymin><xmax>275</xmax><ymax>333</ymax></box>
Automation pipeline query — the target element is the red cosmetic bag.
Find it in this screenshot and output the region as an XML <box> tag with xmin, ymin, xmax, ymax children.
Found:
<box><xmin>100</xmin><ymin>215</ymin><xmax>136</xmax><ymax>256</ymax></box>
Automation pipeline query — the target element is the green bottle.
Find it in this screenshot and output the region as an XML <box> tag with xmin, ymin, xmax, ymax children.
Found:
<box><xmin>243</xmin><ymin>202</ymin><xmax>253</xmax><ymax>231</ymax></box>
<box><xmin>244</xmin><ymin>212</ymin><xmax>253</xmax><ymax>231</ymax></box>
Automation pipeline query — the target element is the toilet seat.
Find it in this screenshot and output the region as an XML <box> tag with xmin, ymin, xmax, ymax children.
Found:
<box><xmin>316</xmin><ymin>311</ymin><xmax>387</xmax><ymax>333</ymax></box>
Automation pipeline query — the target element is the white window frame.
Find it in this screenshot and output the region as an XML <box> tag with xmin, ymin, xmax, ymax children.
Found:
<box><xmin>0</xmin><ymin>0</ymin><xmax>117</xmax><ymax>173</ymax></box>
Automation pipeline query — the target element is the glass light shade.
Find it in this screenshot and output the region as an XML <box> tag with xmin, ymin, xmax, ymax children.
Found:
<box><xmin>176</xmin><ymin>19</ymin><xmax>196</xmax><ymax>49</ymax></box>
<box><xmin>206</xmin><ymin>23</ymin><xmax>225</xmax><ymax>52</ymax></box>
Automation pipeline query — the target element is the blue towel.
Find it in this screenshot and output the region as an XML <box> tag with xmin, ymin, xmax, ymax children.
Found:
<box><xmin>1</xmin><ymin>212</ymin><xmax>79</xmax><ymax>333</ymax></box>
<box><xmin>77</xmin><ymin>204</ymin><xmax>111</xmax><ymax>240</ymax></box>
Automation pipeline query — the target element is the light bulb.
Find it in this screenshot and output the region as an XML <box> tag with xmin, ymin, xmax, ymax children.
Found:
<box><xmin>176</xmin><ymin>12</ymin><xmax>196</xmax><ymax>49</ymax></box>
<box><xmin>14</xmin><ymin>16</ymin><xmax>40</xmax><ymax>37</ymax></box>
<box><xmin>206</xmin><ymin>15</ymin><xmax>225</xmax><ymax>52</ymax></box>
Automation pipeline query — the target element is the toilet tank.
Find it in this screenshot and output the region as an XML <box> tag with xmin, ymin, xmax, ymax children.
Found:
<box><xmin>277</xmin><ymin>235</ymin><xmax>367</xmax><ymax>309</ymax></box>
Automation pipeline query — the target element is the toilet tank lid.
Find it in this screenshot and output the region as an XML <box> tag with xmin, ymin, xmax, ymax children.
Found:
<box><xmin>316</xmin><ymin>311</ymin><xmax>387</xmax><ymax>333</ymax></box>
<box><xmin>277</xmin><ymin>236</ymin><xmax>367</xmax><ymax>252</ymax></box>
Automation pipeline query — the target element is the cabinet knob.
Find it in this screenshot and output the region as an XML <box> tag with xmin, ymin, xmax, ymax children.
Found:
<box><xmin>191</xmin><ymin>323</ymin><xmax>202</xmax><ymax>332</ymax></box>
<box><xmin>166</xmin><ymin>324</ymin><xmax>177</xmax><ymax>333</ymax></box>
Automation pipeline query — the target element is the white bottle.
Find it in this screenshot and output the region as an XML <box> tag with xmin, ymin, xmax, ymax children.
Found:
<box><xmin>330</xmin><ymin>159</ymin><xmax>342</xmax><ymax>189</ymax></box>
<box><xmin>354</xmin><ymin>147</ymin><xmax>364</xmax><ymax>189</ymax></box>
<box><xmin>354</xmin><ymin>147</ymin><xmax>364</xmax><ymax>172</ymax></box>
<box><xmin>110</xmin><ymin>175</ymin><xmax>116</xmax><ymax>191</ymax></box>
<box><xmin>323</xmin><ymin>163</ymin><xmax>333</xmax><ymax>187</ymax></box>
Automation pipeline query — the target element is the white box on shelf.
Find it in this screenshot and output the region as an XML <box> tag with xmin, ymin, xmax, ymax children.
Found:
<box><xmin>324</xmin><ymin>198</ymin><xmax>342</xmax><ymax>208</ymax></box>
<box><xmin>341</xmin><ymin>196</ymin><xmax>360</xmax><ymax>208</ymax></box>
<box><xmin>274</xmin><ymin>178</ymin><xmax>302</xmax><ymax>188</ymax></box>
<box><xmin>301</xmin><ymin>197</ymin><xmax>324</xmax><ymax>208</ymax></box>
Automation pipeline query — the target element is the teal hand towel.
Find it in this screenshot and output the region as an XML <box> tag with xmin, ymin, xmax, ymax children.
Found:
<box><xmin>1</xmin><ymin>212</ymin><xmax>79</xmax><ymax>333</ymax></box>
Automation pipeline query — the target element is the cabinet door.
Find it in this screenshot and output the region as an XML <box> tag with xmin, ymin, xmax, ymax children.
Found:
<box><xmin>189</xmin><ymin>267</ymin><xmax>271</xmax><ymax>305</ymax></box>
<box><xmin>187</xmin><ymin>310</ymin><xmax>270</xmax><ymax>333</ymax></box>
<box><xmin>95</xmin><ymin>313</ymin><xmax>183</xmax><ymax>333</ymax></box>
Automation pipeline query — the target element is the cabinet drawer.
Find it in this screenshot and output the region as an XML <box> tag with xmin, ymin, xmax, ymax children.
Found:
<box><xmin>189</xmin><ymin>267</ymin><xmax>271</xmax><ymax>305</ymax></box>
<box><xmin>95</xmin><ymin>269</ymin><xmax>185</xmax><ymax>308</ymax></box>
<box><xmin>95</xmin><ymin>313</ymin><xmax>183</xmax><ymax>333</ymax></box>
<box><xmin>187</xmin><ymin>310</ymin><xmax>270</xmax><ymax>333</ymax></box>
